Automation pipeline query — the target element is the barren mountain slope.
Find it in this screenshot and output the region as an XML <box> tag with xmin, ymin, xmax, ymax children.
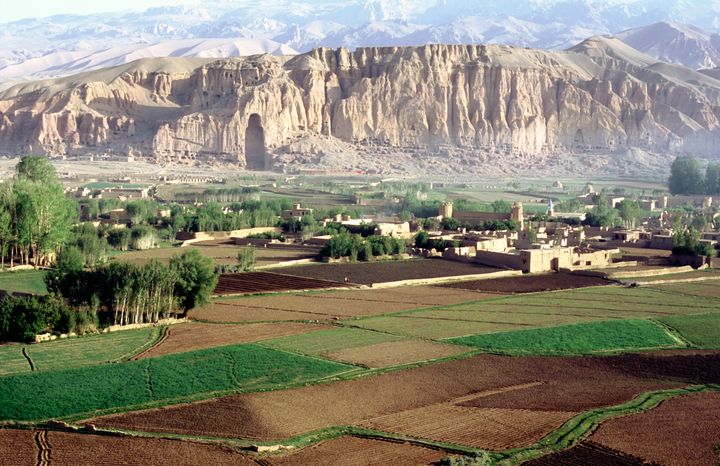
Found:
<box><xmin>1</xmin><ymin>39</ymin><xmax>719</xmax><ymax>175</ymax></box>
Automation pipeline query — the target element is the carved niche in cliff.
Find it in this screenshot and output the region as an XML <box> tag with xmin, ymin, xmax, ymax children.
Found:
<box><xmin>244</xmin><ymin>113</ymin><xmax>267</xmax><ymax>170</ymax></box>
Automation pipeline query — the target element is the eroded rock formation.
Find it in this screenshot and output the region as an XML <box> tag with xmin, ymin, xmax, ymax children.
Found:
<box><xmin>1</xmin><ymin>38</ymin><xmax>720</xmax><ymax>172</ymax></box>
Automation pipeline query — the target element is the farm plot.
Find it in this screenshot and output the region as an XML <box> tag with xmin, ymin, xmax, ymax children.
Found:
<box><xmin>347</xmin><ymin>315</ymin><xmax>524</xmax><ymax>339</ymax></box>
<box><xmin>277</xmin><ymin>259</ymin><xmax>499</xmax><ymax>285</ymax></box>
<box><xmin>650</xmin><ymin>279</ymin><xmax>720</xmax><ymax>298</ymax></box>
<box><xmin>0</xmin><ymin>429</ymin><xmax>36</xmax><ymax>466</ymax></box>
<box><xmin>268</xmin><ymin>436</ymin><xmax>446</xmax><ymax>466</ymax></box>
<box><xmin>448</xmin><ymin>320</ymin><xmax>679</xmax><ymax>355</ymax></box>
<box><xmin>659</xmin><ymin>313</ymin><xmax>720</xmax><ymax>348</ymax></box>
<box><xmin>324</xmin><ymin>340</ymin><xmax>467</xmax><ymax>368</ymax></box>
<box><xmin>523</xmin><ymin>441</ymin><xmax>652</xmax><ymax>466</ymax></box>
<box><xmin>0</xmin><ymin>327</ymin><xmax>159</xmax><ymax>376</ymax></box>
<box><xmin>188</xmin><ymin>301</ymin><xmax>331</xmax><ymax>322</ymax></box>
<box><xmin>0</xmin><ymin>270</ymin><xmax>47</xmax><ymax>295</ymax></box>
<box><xmin>118</xmin><ymin>244</ymin><xmax>317</xmax><ymax>267</ymax></box>
<box><xmin>89</xmin><ymin>352</ymin><xmax>694</xmax><ymax>443</ymax></box>
<box><xmin>134</xmin><ymin>322</ymin><xmax>328</xmax><ymax>359</ymax></box>
<box><xmin>214</xmin><ymin>272</ymin><xmax>347</xmax><ymax>295</ymax></box>
<box><xmin>0</xmin><ymin>344</ymin><xmax>352</xmax><ymax>421</ymax></box>
<box><xmin>590</xmin><ymin>391</ymin><xmax>720</xmax><ymax>466</ymax></box>
<box><xmin>47</xmin><ymin>430</ymin><xmax>256</xmax><ymax>466</ymax></box>
<box><xmin>439</xmin><ymin>273</ymin><xmax>610</xmax><ymax>293</ymax></box>
<box><xmin>361</xmin><ymin>404</ymin><xmax>576</xmax><ymax>450</ymax></box>
<box><xmin>260</xmin><ymin>327</ymin><xmax>467</xmax><ymax>367</ymax></box>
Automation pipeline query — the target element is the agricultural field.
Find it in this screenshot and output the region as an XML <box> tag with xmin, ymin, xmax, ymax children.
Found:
<box><xmin>440</xmin><ymin>272</ymin><xmax>610</xmax><ymax>293</ymax></box>
<box><xmin>117</xmin><ymin>243</ymin><xmax>317</xmax><ymax>267</ymax></box>
<box><xmin>269</xmin><ymin>436</ymin><xmax>446</xmax><ymax>465</ymax></box>
<box><xmin>214</xmin><ymin>271</ymin><xmax>348</xmax><ymax>295</ymax></box>
<box><xmin>347</xmin><ymin>284</ymin><xmax>720</xmax><ymax>339</ymax></box>
<box><xmin>0</xmin><ymin>429</ymin><xmax>255</xmax><ymax>466</ymax></box>
<box><xmin>589</xmin><ymin>391</ymin><xmax>720</xmax><ymax>466</ymax></box>
<box><xmin>523</xmin><ymin>441</ymin><xmax>651</xmax><ymax>466</ymax></box>
<box><xmin>0</xmin><ymin>327</ymin><xmax>160</xmax><ymax>375</ymax></box>
<box><xmin>89</xmin><ymin>351</ymin><xmax>712</xmax><ymax>444</ymax></box>
<box><xmin>259</xmin><ymin>327</ymin><xmax>466</xmax><ymax>367</ymax></box>
<box><xmin>449</xmin><ymin>320</ymin><xmax>679</xmax><ymax>355</ymax></box>
<box><xmin>650</xmin><ymin>278</ymin><xmax>720</xmax><ymax>298</ymax></box>
<box><xmin>0</xmin><ymin>344</ymin><xmax>352</xmax><ymax>421</ymax></box>
<box><xmin>190</xmin><ymin>285</ymin><xmax>495</xmax><ymax>322</ymax></box>
<box><xmin>134</xmin><ymin>322</ymin><xmax>328</xmax><ymax>359</ymax></box>
<box><xmin>0</xmin><ymin>270</ymin><xmax>48</xmax><ymax>295</ymax></box>
<box><xmin>659</xmin><ymin>313</ymin><xmax>720</xmax><ymax>348</ymax></box>
<box><xmin>277</xmin><ymin>259</ymin><xmax>499</xmax><ymax>285</ymax></box>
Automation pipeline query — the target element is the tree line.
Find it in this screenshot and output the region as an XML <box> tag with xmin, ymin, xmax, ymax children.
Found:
<box><xmin>0</xmin><ymin>157</ymin><xmax>77</xmax><ymax>267</ymax></box>
<box><xmin>668</xmin><ymin>156</ymin><xmax>720</xmax><ymax>195</ymax></box>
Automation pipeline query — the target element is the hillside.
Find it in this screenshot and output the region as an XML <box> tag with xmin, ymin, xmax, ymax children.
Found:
<box><xmin>1</xmin><ymin>39</ymin><xmax>719</xmax><ymax>176</ymax></box>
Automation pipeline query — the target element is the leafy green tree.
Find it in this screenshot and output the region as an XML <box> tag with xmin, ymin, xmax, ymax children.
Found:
<box><xmin>617</xmin><ymin>199</ymin><xmax>641</xmax><ymax>228</ymax></box>
<box><xmin>669</xmin><ymin>156</ymin><xmax>705</xmax><ymax>195</ymax></box>
<box><xmin>237</xmin><ymin>246</ymin><xmax>256</xmax><ymax>272</ymax></box>
<box><xmin>705</xmin><ymin>163</ymin><xmax>720</xmax><ymax>195</ymax></box>
<box><xmin>414</xmin><ymin>230</ymin><xmax>430</xmax><ymax>248</ymax></box>
<box><xmin>170</xmin><ymin>249</ymin><xmax>218</xmax><ymax>310</ymax></box>
<box><xmin>491</xmin><ymin>200</ymin><xmax>512</xmax><ymax>213</ymax></box>
<box><xmin>584</xmin><ymin>194</ymin><xmax>619</xmax><ymax>227</ymax></box>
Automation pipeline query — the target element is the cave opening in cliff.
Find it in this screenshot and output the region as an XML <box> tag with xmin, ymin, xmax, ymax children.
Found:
<box><xmin>244</xmin><ymin>113</ymin><xmax>266</xmax><ymax>170</ymax></box>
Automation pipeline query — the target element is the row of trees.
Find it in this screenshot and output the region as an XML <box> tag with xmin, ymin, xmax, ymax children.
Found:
<box><xmin>320</xmin><ymin>232</ymin><xmax>407</xmax><ymax>261</ymax></box>
<box><xmin>668</xmin><ymin>156</ymin><xmax>720</xmax><ymax>195</ymax></box>
<box><xmin>46</xmin><ymin>249</ymin><xmax>217</xmax><ymax>327</ymax></box>
<box><xmin>0</xmin><ymin>157</ymin><xmax>77</xmax><ymax>267</ymax></box>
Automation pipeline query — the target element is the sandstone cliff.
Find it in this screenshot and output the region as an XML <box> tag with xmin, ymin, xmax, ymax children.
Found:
<box><xmin>1</xmin><ymin>38</ymin><xmax>719</xmax><ymax>174</ymax></box>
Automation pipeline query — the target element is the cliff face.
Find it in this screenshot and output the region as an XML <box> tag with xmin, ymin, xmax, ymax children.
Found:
<box><xmin>1</xmin><ymin>39</ymin><xmax>720</xmax><ymax>171</ymax></box>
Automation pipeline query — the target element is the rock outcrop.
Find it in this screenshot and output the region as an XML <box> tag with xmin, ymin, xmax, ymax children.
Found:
<box><xmin>1</xmin><ymin>38</ymin><xmax>720</xmax><ymax>172</ymax></box>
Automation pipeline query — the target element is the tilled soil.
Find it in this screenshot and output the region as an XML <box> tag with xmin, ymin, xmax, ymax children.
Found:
<box><xmin>590</xmin><ymin>391</ymin><xmax>720</xmax><ymax>466</ymax></box>
<box><xmin>214</xmin><ymin>272</ymin><xmax>348</xmax><ymax>295</ymax></box>
<box><xmin>267</xmin><ymin>436</ymin><xmax>446</xmax><ymax>465</ymax></box>
<box><xmin>0</xmin><ymin>429</ymin><xmax>36</xmax><ymax>466</ymax></box>
<box><xmin>89</xmin><ymin>351</ymin><xmax>706</xmax><ymax>444</ymax></box>
<box><xmin>277</xmin><ymin>260</ymin><xmax>499</xmax><ymax>285</ymax></box>
<box><xmin>134</xmin><ymin>322</ymin><xmax>328</xmax><ymax>359</ymax></box>
<box><xmin>47</xmin><ymin>431</ymin><xmax>255</xmax><ymax>466</ymax></box>
<box><xmin>523</xmin><ymin>441</ymin><xmax>658</xmax><ymax>466</ymax></box>
<box><xmin>439</xmin><ymin>273</ymin><xmax>611</xmax><ymax>293</ymax></box>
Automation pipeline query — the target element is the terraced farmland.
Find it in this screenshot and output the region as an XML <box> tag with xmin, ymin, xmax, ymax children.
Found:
<box><xmin>0</xmin><ymin>327</ymin><xmax>160</xmax><ymax>376</ymax></box>
<box><xmin>214</xmin><ymin>272</ymin><xmax>348</xmax><ymax>295</ymax></box>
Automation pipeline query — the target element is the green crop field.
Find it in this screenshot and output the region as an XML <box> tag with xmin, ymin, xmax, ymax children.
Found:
<box><xmin>0</xmin><ymin>327</ymin><xmax>159</xmax><ymax>376</ymax></box>
<box><xmin>0</xmin><ymin>270</ymin><xmax>48</xmax><ymax>295</ymax></box>
<box><xmin>347</xmin><ymin>315</ymin><xmax>522</xmax><ymax>339</ymax></box>
<box><xmin>0</xmin><ymin>343</ymin><xmax>353</xmax><ymax>421</ymax></box>
<box><xmin>659</xmin><ymin>313</ymin><xmax>720</xmax><ymax>348</ymax></box>
<box><xmin>259</xmin><ymin>327</ymin><xmax>403</xmax><ymax>356</ymax></box>
<box><xmin>447</xmin><ymin>319</ymin><xmax>679</xmax><ymax>355</ymax></box>
<box><xmin>651</xmin><ymin>280</ymin><xmax>720</xmax><ymax>298</ymax></box>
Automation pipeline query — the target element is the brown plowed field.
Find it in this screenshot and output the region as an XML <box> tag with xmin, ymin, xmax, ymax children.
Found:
<box><xmin>440</xmin><ymin>273</ymin><xmax>611</xmax><ymax>293</ymax></box>
<box><xmin>214</xmin><ymin>272</ymin><xmax>347</xmax><ymax>295</ymax></box>
<box><xmin>0</xmin><ymin>429</ymin><xmax>36</xmax><ymax>466</ymax></box>
<box><xmin>277</xmin><ymin>260</ymin><xmax>498</xmax><ymax>285</ymax></box>
<box><xmin>590</xmin><ymin>391</ymin><xmax>720</xmax><ymax>466</ymax></box>
<box><xmin>268</xmin><ymin>436</ymin><xmax>446</xmax><ymax>465</ymax></box>
<box><xmin>189</xmin><ymin>302</ymin><xmax>331</xmax><ymax>322</ymax></box>
<box><xmin>324</xmin><ymin>340</ymin><xmax>467</xmax><ymax>368</ymax></box>
<box><xmin>361</xmin><ymin>405</ymin><xmax>576</xmax><ymax>450</ymax></box>
<box><xmin>523</xmin><ymin>441</ymin><xmax>655</xmax><ymax>466</ymax></box>
<box><xmin>45</xmin><ymin>431</ymin><xmax>255</xmax><ymax>465</ymax></box>
<box><xmin>191</xmin><ymin>286</ymin><xmax>495</xmax><ymax>322</ymax></box>
<box><xmin>89</xmin><ymin>352</ymin><xmax>699</xmax><ymax>443</ymax></box>
<box><xmin>134</xmin><ymin>322</ymin><xmax>327</xmax><ymax>359</ymax></box>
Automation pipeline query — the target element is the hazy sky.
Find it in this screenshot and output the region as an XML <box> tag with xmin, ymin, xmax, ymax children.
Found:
<box><xmin>2</xmin><ymin>0</ymin><xmax>198</xmax><ymax>22</ymax></box>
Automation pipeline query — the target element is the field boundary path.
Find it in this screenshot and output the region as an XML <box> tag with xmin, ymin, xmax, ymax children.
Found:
<box><xmin>34</xmin><ymin>430</ymin><xmax>50</xmax><ymax>466</ymax></box>
<box><xmin>22</xmin><ymin>347</ymin><xmax>35</xmax><ymax>371</ymax></box>
<box><xmin>130</xmin><ymin>327</ymin><xmax>170</xmax><ymax>361</ymax></box>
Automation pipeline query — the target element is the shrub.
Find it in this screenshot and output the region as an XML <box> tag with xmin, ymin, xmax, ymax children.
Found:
<box><xmin>237</xmin><ymin>246</ymin><xmax>256</xmax><ymax>272</ymax></box>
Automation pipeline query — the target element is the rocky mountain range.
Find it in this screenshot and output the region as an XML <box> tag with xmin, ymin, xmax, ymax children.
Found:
<box><xmin>3</xmin><ymin>1</ymin><xmax>720</xmax><ymax>84</ymax></box>
<box><xmin>1</xmin><ymin>37</ymin><xmax>719</xmax><ymax>176</ymax></box>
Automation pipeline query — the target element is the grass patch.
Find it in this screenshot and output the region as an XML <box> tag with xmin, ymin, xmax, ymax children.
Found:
<box><xmin>0</xmin><ymin>343</ymin><xmax>352</xmax><ymax>421</ymax></box>
<box><xmin>258</xmin><ymin>327</ymin><xmax>403</xmax><ymax>355</ymax></box>
<box><xmin>0</xmin><ymin>327</ymin><xmax>160</xmax><ymax>376</ymax></box>
<box><xmin>659</xmin><ymin>313</ymin><xmax>720</xmax><ymax>348</ymax></box>
<box><xmin>0</xmin><ymin>270</ymin><xmax>48</xmax><ymax>295</ymax></box>
<box><xmin>447</xmin><ymin>319</ymin><xmax>678</xmax><ymax>355</ymax></box>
